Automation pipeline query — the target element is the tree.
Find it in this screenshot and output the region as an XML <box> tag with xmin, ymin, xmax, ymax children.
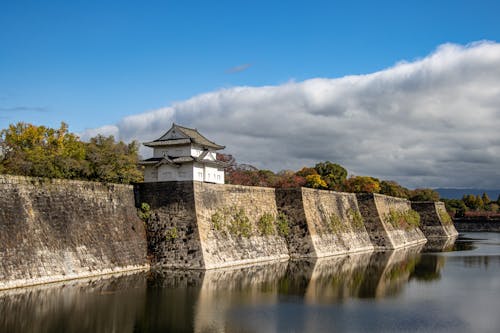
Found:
<box><xmin>274</xmin><ymin>170</ymin><xmax>306</xmax><ymax>188</ymax></box>
<box><xmin>314</xmin><ymin>161</ymin><xmax>347</xmax><ymax>190</ymax></box>
<box><xmin>85</xmin><ymin>135</ymin><xmax>143</xmax><ymax>184</ymax></box>
<box><xmin>462</xmin><ymin>194</ymin><xmax>478</xmax><ymax>210</ymax></box>
<box><xmin>442</xmin><ymin>198</ymin><xmax>467</xmax><ymax>216</ymax></box>
<box><xmin>0</xmin><ymin>122</ymin><xmax>88</xmax><ymax>179</ymax></box>
<box><xmin>305</xmin><ymin>174</ymin><xmax>327</xmax><ymax>189</ymax></box>
<box><xmin>409</xmin><ymin>188</ymin><xmax>440</xmax><ymax>202</ymax></box>
<box><xmin>343</xmin><ymin>176</ymin><xmax>381</xmax><ymax>193</ymax></box>
<box><xmin>482</xmin><ymin>192</ymin><xmax>491</xmax><ymax>205</ymax></box>
<box><xmin>379</xmin><ymin>180</ymin><xmax>410</xmax><ymax>199</ymax></box>
<box><xmin>296</xmin><ymin>167</ymin><xmax>318</xmax><ymax>178</ymax></box>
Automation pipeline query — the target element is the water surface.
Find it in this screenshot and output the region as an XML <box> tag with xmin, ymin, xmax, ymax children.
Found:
<box><xmin>1</xmin><ymin>232</ymin><xmax>500</xmax><ymax>332</ymax></box>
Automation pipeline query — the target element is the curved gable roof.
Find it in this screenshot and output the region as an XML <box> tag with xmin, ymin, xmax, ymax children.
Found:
<box><xmin>144</xmin><ymin>123</ymin><xmax>225</xmax><ymax>150</ymax></box>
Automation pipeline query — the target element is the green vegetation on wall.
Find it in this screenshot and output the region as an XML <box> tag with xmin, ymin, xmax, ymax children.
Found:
<box><xmin>165</xmin><ymin>227</ymin><xmax>178</xmax><ymax>241</ymax></box>
<box><xmin>348</xmin><ymin>208</ymin><xmax>365</xmax><ymax>231</ymax></box>
<box><xmin>437</xmin><ymin>208</ymin><xmax>452</xmax><ymax>225</ymax></box>
<box><xmin>276</xmin><ymin>212</ymin><xmax>290</xmax><ymax>237</ymax></box>
<box><xmin>257</xmin><ymin>213</ymin><xmax>275</xmax><ymax>236</ymax></box>
<box><xmin>138</xmin><ymin>202</ymin><xmax>151</xmax><ymax>222</ymax></box>
<box><xmin>327</xmin><ymin>213</ymin><xmax>346</xmax><ymax>233</ymax></box>
<box><xmin>210</xmin><ymin>206</ymin><xmax>253</xmax><ymax>237</ymax></box>
<box><xmin>384</xmin><ymin>209</ymin><xmax>421</xmax><ymax>230</ymax></box>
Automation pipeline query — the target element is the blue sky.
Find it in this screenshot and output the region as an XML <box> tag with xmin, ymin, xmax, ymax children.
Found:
<box><xmin>1</xmin><ymin>1</ymin><xmax>500</xmax><ymax>187</ymax></box>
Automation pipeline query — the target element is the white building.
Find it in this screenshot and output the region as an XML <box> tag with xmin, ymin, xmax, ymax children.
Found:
<box><xmin>140</xmin><ymin>123</ymin><xmax>226</xmax><ymax>184</ymax></box>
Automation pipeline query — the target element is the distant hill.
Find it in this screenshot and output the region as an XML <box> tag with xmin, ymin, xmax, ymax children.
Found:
<box><xmin>435</xmin><ymin>188</ymin><xmax>500</xmax><ymax>200</ymax></box>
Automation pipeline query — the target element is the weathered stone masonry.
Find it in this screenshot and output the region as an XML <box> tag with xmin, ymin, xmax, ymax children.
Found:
<box><xmin>135</xmin><ymin>181</ymin><xmax>289</xmax><ymax>269</ymax></box>
<box><xmin>1</xmin><ymin>176</ymin><xmax>457</xmax><ymax>289</ymax></box>
<box><xmin>411</xmin><ymin>201</ymin><xmax>458</xmax><ymax>238</ymax></box>
<box><xmin>275</xmin><ymin>188</ymin><xmax>374</xmax><ymax>258</ymax></box>
<box><xmin>356</xmin><ymin>193</ymin><xmax>427</xmax><ymax>249</ymax></box>
<box><xmin>0</xmin><ymin>175</ymin><xmax>148</xmax><ymax>290</ymax></box>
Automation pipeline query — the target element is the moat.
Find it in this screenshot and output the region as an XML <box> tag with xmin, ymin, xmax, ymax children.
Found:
<box><xmin>1</xmin><ymin>232</ymin><xmax>499</xmax><ymax>333</ymax></box>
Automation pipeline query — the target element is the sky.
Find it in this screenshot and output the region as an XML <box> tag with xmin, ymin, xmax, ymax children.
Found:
<box><xmin>1</xmin><ymin>0</ymin><xmax>500</xmax><ymax>188</ymax></box>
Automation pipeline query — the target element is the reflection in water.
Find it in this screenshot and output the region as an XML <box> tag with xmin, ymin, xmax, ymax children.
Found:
<box><xmin>422</xmin><ymin>236</ymin><xmax>457</xmax><ymax>253</ymax></box>
<box><xmin>452</xmin><ymin>236</ymin><xmax>478</xmax><ymax>252</ymax></box>
<box><xmin>0</xmin><ymin>272</ymin><xmax>147</xmax><ymax>333</ymax></box>
<box><xmin>1</xmin><ymin>241</ymin><xmax>459</xmax><ymax>333</ymax></box>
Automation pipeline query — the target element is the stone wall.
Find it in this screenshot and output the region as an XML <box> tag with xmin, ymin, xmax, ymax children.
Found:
<box><xmin>0</xmin><ymin>175</ymin><xmax>148</xmax><ymax>290</ymax></box>
<box><xmin>134</xmin><ymin>181</ymin><xmax>205</xmax><ymax>268</ymax></box>
<box><xmin>356</xmin><ymin>193</ymin><xmax>427</xmax><ymax>249</ymax></box>
<box><xmin>276</xmin><ymin>188</ymin><xmax>374</xmax><ymax>258</ymax></box>
<box><xmin>135</xmin><ymin>181</ymin><xmax>289</xmax><ymax>269</ymax></box>
<box><xmin>194</xmin><ymin>182</ymin><xmax>289</xmax><ymax>269</ymax></box>
<box><xmin>411</xmin><ymin>201</ymin><xmax>458</xmax><ymax>237</ymax></box>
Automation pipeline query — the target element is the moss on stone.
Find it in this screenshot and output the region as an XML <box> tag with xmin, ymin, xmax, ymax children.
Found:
<box><xmin>384</xmin><ymin>208</ymin><xmax>421</xmax><ymax>230</ymax></box>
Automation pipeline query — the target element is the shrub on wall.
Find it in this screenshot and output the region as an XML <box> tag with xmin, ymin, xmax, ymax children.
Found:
<box><xmin>384</xmin><ymin>209</ymin><xmax>421</xmax><ymax>230</ymax></box>
<box><xmin>257</xmin><ymin>213</ymin><xmax>276</xmax><ymax>236</ymax></box>
<box><xmin>276</xmin><ymin>212</ymin><xmax>290</xmax><ymax>236</ymax></box>
<box><xmin>328</xmin><ymin>214</ymin><xmax>346</xmax><ymax>233</ymax></box>
<box><xmin>437</xmin><ymin>208</ymin><xmax>452</xmax><ymax>225</ymax></box>
<box><xmin>165</xmin><ymin>227</ymin><xmax>178</xmax><ymax>241</ymax></box>
<box><xmin>348</xmin><ymin>208</ymin><xmax>365</xmax><ymax>231</ymax></box>
<box><xmin>138</xmin><ymin>202</ymin><xmax>151</xmax><ymax>222</ymax></box>
<box><xmin>210</xmin><ymin>206</ymin><xmax>253</xmax><ymax>237</ymax></box>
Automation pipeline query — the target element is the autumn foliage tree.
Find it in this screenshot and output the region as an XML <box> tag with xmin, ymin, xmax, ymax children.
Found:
<box><xmin>0</xmin><ymin>122</ymin><xmax>143</xmax><ymax>184</ymax></box>
<box><xmin>343</xmin><ymin>176</ymin><xmax>381</xmax><ymax>193</ymax></box>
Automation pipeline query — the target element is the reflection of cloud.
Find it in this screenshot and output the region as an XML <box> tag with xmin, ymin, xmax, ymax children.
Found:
<box><xmin>84</xmin><ymin>41</ymin><xmax>500</xmax><ymax>188</ymax></box>
<box><xmin>0</xmin><ymin>106</ymin><xmax>47</xmax><ymax>112</ymax></box>
<box><xmin>225</xmin><ymin>63</ymin><xmax>252</xmax><ymax>73</ymax></box>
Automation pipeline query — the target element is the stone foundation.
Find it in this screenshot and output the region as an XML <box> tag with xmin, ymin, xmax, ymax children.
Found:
<box><xmin>275</xmin><ymin>188</ymin><xmax>374</xmax><ymax>258</ymax></box>
<box><xmin>411</xmin><ymin>201</ymin><xmax>458</xmax><ymax>237</ymax></box>
<box><xmin>356</xmin><ymin>193</ymin><xmax>427</xmax><ymax>249</ymax></box>
<box><xmin>135</xmin><ymin>181</ymin><xmax>289</xmax><ymax>269</ymax></box>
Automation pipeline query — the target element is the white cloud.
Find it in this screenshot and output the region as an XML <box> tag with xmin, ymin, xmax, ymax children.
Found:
<box><xmin>82</xmin><ymin>41</ymin><xmax>500</xmax><ymax>188</ymax></box>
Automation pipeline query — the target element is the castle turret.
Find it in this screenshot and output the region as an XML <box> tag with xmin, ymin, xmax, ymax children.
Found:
<box><xmin>139</xmin><ymin>123</ymin><xmax>226</xmax><ymax>183</ymax></box>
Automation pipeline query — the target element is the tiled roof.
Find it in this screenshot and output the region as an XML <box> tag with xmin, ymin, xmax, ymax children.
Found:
<box><xmin>139</xmin><ymin>155</ymin><xmax>227</xmax><ymax>168</ymax></box>
<box><xmin>145</xmin><ymin>124</ymin><xmax>225</xmax><ymax>150</ymax></box>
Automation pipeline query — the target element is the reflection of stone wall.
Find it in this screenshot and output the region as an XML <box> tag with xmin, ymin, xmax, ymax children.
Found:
<box><xmin>0</xmin><ymin>175</ymin><xmax>148</xmax><ymax>290</ymax></box>
<box><xmin>357</xmin><ymin>193</ymin><xmax>427</xmax><ymax>249</ymax></box>
<box><xmin>411</xmin><ymin>201</ymin><xmax>458</xmax><ymax>237</ymax></box>
<box><xmin>0</xmin><ymin>272</ymin><xmax>147</xmax><ymax>333</ymax></box>
<box><xmin>1</xmin><ymin>245</ymin><xmax>446</xmax><ymax>333</ymax></box>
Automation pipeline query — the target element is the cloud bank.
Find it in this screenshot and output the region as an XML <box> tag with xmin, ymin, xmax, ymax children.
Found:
<box><xmin>81</xmin><ymin>41</ymin><xmax>500</xmax><ymax>188</ymax></box>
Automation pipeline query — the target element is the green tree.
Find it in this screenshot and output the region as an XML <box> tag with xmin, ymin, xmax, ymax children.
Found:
<box><xmin>314</xmin><ymin>161</ymin><xmax>347</xmax><ymax>190</ymax></box>
<box><xmin>86</xmin><ymin>135</ymin><xmax>143</xmax><ymax>184</ymax></box>
<box><xmin>482</xmin><ymin>192</ymin><xmax>491</xmax><ymax>205</ymax></box>
<box><xmin>409</xmin><ymin>188</ymin><xmax>440</xmax><ymax>202</ymax></box>
<box><xmin>475</xmin><ymin>195</ymin><xmax>484</xmax><ymax>210</ymax></box>
<box><xmin>462</xmin><ymin>194</ymin><xmax>478</xmax><ymax>210</ymax></box>
<box><xmin>379</xmin><ymin>180</ymin><xmax>410</xmax><ymax>198</ymax></box>
<box><xmin>0</xmin><ymin>122</ymin><xmax>88</xmax><ymax>179</ymax></box>
<box><xmin>442</xmin><ymin>198</ymin><xmax>468</xmax><ymax>216</ymax></box>
<box><xmin>343</xmin><ymin>176</ymin><xmax>381</xmax><ymax>193</ymax></box>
